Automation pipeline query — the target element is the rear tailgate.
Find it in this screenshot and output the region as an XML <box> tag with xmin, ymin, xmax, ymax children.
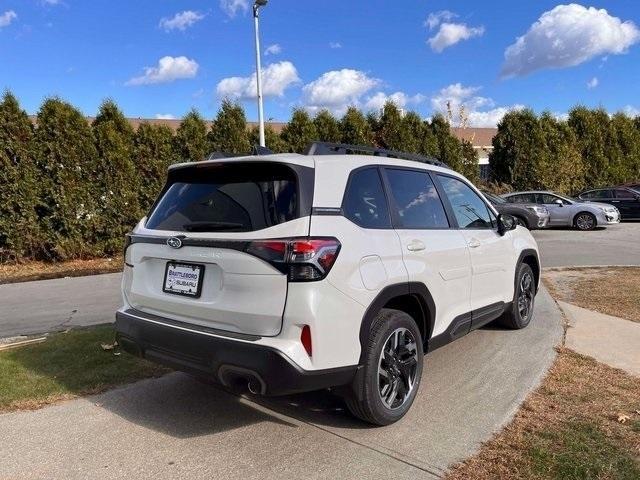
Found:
<box><xmin>123</xmin><ymin>160</ymin><xmax>313</xmax><ymax>337</ymax></box>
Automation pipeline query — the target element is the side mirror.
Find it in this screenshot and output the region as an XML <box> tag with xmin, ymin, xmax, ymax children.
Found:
<box><xmin>554</xmin><ymin>199</ymin><xmax>564</xmax><ymax>207</ymax></box>
<box><xmin>497</xmin><ymin>214</ymin><xmax>517</xmax><ymax>236</ymax></box>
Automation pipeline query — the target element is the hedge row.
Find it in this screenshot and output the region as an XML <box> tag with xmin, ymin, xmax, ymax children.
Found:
<box><xmin>0</xmin><ymin>93</ymin><xmax>476</xmax><ymax>262</ymax></box>
<box><xmin>491</xmin><ymin>109</ymin><xmax>640</xmax><ymax>193</ymax></box>
<box><xmin>3</xmin><ymin>90</ymin><xmax>638</xmax><ymax>263</ymax></box>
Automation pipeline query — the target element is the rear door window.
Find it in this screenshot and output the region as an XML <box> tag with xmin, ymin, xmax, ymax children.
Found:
<box><xmin>509</xmin><ymin>193</ymin><xmax>536</xmax><ymax>203</ymax></box>
<box><xmin>615</xmin><ymin>188</ymin><xmax>635</xmax><ymax>199</ymax></box>
<box><xmin>342</xmin><ymin>168</ymin><xmax>391</xmax><ymax>228</ymax></box>
<box><xmin>587</xmin><ymin>189</ymin><xmax>613</xmax><ymax>199</ymax></box>
<box><xmin>385</xmin><ymin>169</ymin><xmax>449</xmax><ymax>229</ymax></box>
<box><xmin>146</xmin><ymin>162</ymin><xmax>302</xmax><ymax>232</ymax></box>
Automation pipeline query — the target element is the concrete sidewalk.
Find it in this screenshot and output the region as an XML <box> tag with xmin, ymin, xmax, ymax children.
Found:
<box><xmin>559</xmin><ymin>301</ymin><xmax>640</xmax><ymax>376</ymax></box>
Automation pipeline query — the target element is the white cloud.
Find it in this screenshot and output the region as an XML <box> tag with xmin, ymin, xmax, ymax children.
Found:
<box><xmin>126</xmin><ymin>56</ymin><xmax>199</xmax><ymax>86</ymax></box>
<box><xmin>159</xmin><ymin>11</ymin><xmax>205</xmax><ymax>32</ymax></box>
<box><xmin>431</xmin><ymin>83</ymin><xmax>491</xmax><ymax>112</ymax></box>
<box><xmin>41</xmin><ymin>0</ymin><xmax>61</xmax><ymax>5</ymax></box>
<box><xmin>302</xmin><ymin>69</ymin><xmax>380</xmax><ymax>114</ymax></box>
<box><xmin>155</xmin><ymin>114</ymin><xmax>176</xmax><ymax>120</ymax></box>
<box><xmin>364</xmin><ymin>91</ymin><xmax>426</xmax><ymax>112</ymax></box>
<box><xmin>466</xmin><ymin>107</ymin><xmax>526</xmax><ymax>128</ymax></box>
<box><xmin>428</xmin><ymin>22</ymin><xmax>485</xmax><ymax>53</ymax></box>
<box><xmin>425</xmin><ymin>10</ymin><xmax>457</xmax><ymax>30</ymax></box>
<box><xmin>329</xmin><ymin>42</ymin><xmax>342</xmax><ymax>49</ymax></box>
<box><xmin>220</xmin><ymin>0</ymin><xmax>249</xmax><ymax>18</ymax></box>
<box><xmin>430</xmin><ymin>83</ymin><xmax>523</xmax><ymax>127</ymax></box>
<box><xmin>264</xmin><ymin>44</ymin><xmax>281</xmax><ymax>56</ymax></box>
<box><xmin>622</xmin><ymin>105</ymin><xmax>640</xmax><ymax>117</ymax></box>
<box><xmin>587</xmin><ymin>77</ymin><xmax>599</xmax><ymax>89</ymax></box>
<box><xmin>502</xmin><ymin>4</ymin><xmax>640</xmax><ymax>78</ymax></box>
<box><xmin>0</xmin><ymin>10</ymin><xmax>17</xmax><ymax>28</ymax></box>
<box><xmin>216</xmin><ymin>61</ymin><xmax>300</xmax><ymax>100</ymax></box>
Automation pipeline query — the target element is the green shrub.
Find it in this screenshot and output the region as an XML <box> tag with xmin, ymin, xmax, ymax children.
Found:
<box><xmin>248</xmin><ymin>125</ymin><xmax>288</xmax><ymax>153</ymax></box>
<box><xmin>174</xmin><ymin>109</ymin><xmax>210</xmax><ymax>161</ymax></box>
<box><xmin>313</xmin><ymin>109</ymin><xmax>341</xmax><ymax>143</ymax></box>
<box><xmin>33</xmin><ymin>98</ymin><xmax>102</xmax><ymax>260</ymax></box>
<box><xmin>281</xmin><ymin>108</ymin><xmax>317</xmax><ymax>153</ymax></box>
<box><xmin>208</xmin><ymin>100</ymin><xmax>251</xmax><ymax>154</ymax></box>
<box><xmin>92</xmin><ymin>100</ymin><xmax>141</xmax><ymax>254</ymax></box>
<box><xmin>134</xmin><ymin>123</ymin><xmax>177</xmax><ymax>212</ymax></box>
<box><xmin>0</xmin><ymin>92</ymin><xmax>43</xmax><ymax>262</ymax></box>
<box><xmin>340</xmin><ymin>107</ymin><xmax>373</xmax><ymax>145</ymax></box>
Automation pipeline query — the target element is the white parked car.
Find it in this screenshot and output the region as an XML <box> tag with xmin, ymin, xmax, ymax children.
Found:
<box><xmin>116</xmin><ymin>143</ymin><xmax>541</xmax><ymax>425</ymax></box>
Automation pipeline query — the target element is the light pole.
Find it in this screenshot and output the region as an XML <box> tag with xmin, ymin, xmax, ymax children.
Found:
<box><xmin>253</xmin><ymin>0</ymin><xmax>268</xmax><ymax>147</ymax></box>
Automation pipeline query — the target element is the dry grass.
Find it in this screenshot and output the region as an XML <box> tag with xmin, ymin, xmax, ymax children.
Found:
<box><xmin>0</xmin><ymin>257</ymin><xmax>123</xmax><ymax>285</ymax></box>
<box><xmin>543</xmin><ymin>267</ymin><xmax>640</xmax><ymax>323</ymax></box>
<box><xmin>447</xmin><ymin>349</ymin><xmax>640</xmax><ymax>480</ymax></box>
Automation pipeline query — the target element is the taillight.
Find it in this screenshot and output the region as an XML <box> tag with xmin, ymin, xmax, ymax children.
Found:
<box><xmin>246</xmin><ymin>237</ymin><xmax>341</xmax><ymax>282</ymax></box>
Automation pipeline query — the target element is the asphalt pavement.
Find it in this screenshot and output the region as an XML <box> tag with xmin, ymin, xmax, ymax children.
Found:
<box><xmin>0</xmin><ymin>273</ymin><xmax>122</xmax><ymax>338</ymax></box>
<box><xmin>532</xmin><ymin>222</ymin><xmax>640</xmax><ymax>267</ymax></box>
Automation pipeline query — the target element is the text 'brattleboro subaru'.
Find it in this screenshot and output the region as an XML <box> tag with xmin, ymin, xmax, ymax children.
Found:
<box><xmin>116</xmin><ymin>142</ymin><xmax>541</xmax><ymax>425</ymax></box>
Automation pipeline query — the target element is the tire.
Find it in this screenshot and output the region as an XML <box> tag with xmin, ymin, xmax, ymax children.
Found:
<box><xmin>499</xmin><ymin>263</ymin><xmax>536</xmax><ymax>329</ymax></box>
<box><xmin>345</xmin><ymin>308</ymin><xmax>424</xmax><ymax>426</ymax></box>
<box><xmin>514</xmin><ymin>216</ymin><xmax>529</xmax><ymax>229</ymax></box>
<box><xmin>574</xmin><ymin>212</ymin><xmax>597</xmax><ymax>231</ymax></box>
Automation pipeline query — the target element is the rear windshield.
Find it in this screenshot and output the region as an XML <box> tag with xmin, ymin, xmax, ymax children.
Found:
<box><xmin>146</xmin><ymin>162</ymin><xmax>302</xmax><ymax>232</ymax></box>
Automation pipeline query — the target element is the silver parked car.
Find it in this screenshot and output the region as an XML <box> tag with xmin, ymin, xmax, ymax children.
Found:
<box><xmin>501</xmin><ymin>191</ymin><xmax>620</xmax><ymax>230</ymax></box>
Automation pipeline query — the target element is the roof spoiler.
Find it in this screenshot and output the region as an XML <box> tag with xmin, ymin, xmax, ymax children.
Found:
<box><xmin>304</xmin><ymin>141</ymin><xmax>449</xmax><ymax>169</ymax></box>
<box><xmin>203</xmin><ymin>145</ymin><xmax>274</xmax><ymax>161</ymax></box>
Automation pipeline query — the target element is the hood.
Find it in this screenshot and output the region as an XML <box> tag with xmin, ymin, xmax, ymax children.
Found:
<box><xmin>579</xmin><ymin>201</ymin><xmax>615</xmax><ymax>209</ymax></box>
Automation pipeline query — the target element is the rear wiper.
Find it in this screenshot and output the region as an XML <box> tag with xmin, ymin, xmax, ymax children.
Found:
<box><xmin>182</xmin><ymin>221</ymin><xmax>247</xmax><ymax>232</ymax></box>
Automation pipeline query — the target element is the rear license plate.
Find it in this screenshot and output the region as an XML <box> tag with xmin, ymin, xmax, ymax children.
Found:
<box><xmin>163</xmin><ymin>262</ymin><xmax>204</xmax><ymax>298</ymax></box>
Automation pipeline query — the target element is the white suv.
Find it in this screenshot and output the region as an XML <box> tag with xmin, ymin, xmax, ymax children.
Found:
<box><xmin>116</xmin><ymin>143</ymin><xmax>540</xmax><ymax>425</ymax></box>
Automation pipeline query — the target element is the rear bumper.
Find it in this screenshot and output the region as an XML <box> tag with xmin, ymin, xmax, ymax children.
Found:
<box><xmin>115</xmin><ymin>308</ymin><xmax>357</xmax><ymax>396</ymax></box>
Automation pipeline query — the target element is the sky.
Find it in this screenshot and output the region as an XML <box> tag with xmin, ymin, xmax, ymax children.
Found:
<box><xmin>0</xmin><ymin>1</ymin><xmax>639</xmax><ymax>126</ymax></box>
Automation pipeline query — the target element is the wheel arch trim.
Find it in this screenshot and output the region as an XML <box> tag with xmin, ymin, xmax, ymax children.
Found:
<box><xmin>358</xmin><ymin>282</ymin><xmax>435</xmax><ymax>362</ymax></box>
<box><xmin>516</xmin><ymin>248</ymin><xmax>540</xmax><ymax>292</ymax></box>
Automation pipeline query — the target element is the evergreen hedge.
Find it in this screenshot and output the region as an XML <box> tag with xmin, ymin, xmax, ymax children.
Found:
<box><xmin>1</xmin><ymin>90</ymin><xmax>639</xmax><ymax>263</ymax></box>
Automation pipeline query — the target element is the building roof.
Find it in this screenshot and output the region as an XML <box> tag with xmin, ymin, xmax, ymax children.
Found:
<box><xmin>450</xmin><ymin>127</ymin><xmax>497</xmax><ymax>148</ymax></box>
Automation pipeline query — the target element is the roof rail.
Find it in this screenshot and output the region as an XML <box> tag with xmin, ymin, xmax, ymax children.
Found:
<box><xmin>305</xmin><ymin>142</ymin><xmax>448</xmax><ymax>168</ymax></box>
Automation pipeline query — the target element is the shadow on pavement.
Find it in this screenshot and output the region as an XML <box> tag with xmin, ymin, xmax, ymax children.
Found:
<box><xmin>94</xmin><ymin>372</ymin><xmax>297</xmax><ymax>438</ymax></box>
<box><xmin>94</xmin><ymin>321</ymin><xmax>522</xmax><ymax>437</ymax></box>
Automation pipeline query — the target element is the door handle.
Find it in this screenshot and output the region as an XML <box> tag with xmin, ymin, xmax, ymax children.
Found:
<box><xmin>468</xmin><ymin>238</ymin><xmax>481</xmax><ymax>248</ymax></box>
<box><xmin>407</xmin><ymin>240</ymin><xmax>426</xmax><ymax>252</ymax></box>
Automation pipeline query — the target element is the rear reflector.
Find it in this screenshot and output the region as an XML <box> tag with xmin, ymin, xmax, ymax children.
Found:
<box><xmin>245</xmin><ymin>237</ymin><xmax>341</xmax><ymax>282</ymax></box>
<box><xmin>301</xmin><ymin>325</ymin><xmax>312</xmax><ymax>357</ymax></box>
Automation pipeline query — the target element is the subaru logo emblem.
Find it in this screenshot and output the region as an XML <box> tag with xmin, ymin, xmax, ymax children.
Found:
<box><xmin>167</xmin><ymin>237</ymin><xmax>182</xmax><ymax>249</ymax></box>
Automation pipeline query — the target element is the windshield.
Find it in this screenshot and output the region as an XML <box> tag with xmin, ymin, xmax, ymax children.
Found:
<box><xmin>482</xmin><ymin>191</ymin><xmax>506</xmax><ymax>204</ymax></box>
<box><xmin>558</xmin><ymin>195</ymin><xmax>580</xmax><ymax>203</ymax></box>
<box><xmin>146</xmin><ymin>163</ymin><xmax>301</xmax><ymax>232</ymax></box>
